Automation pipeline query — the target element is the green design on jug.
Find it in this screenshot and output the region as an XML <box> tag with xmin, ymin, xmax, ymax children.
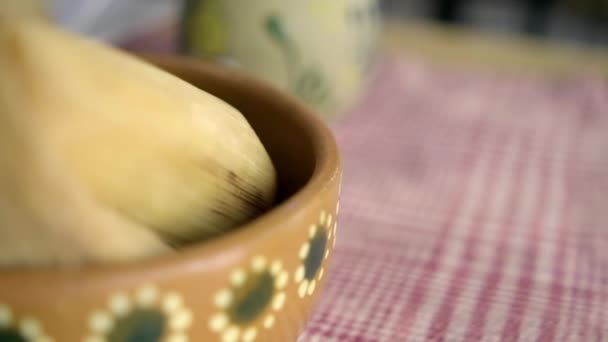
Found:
<box><xmin>209</xmin><ymin>256</ymin><xmax>289</xmax><ymax>341</ymax></box>
<box><xmin>295</xmin><ymin>210</ymin><xmax>337</xmax><ymax>298</ymax></box>
<box><xmin>0</xmin><ymin>305</ymin><xmax>52</xmax><ymax>342</ymax></box>
<box><xmin>264</xmin><ymin>14</ymin><xmax>331</xmax><ymax>107</ymax></box>
<box><xmin>86</xmin><ymin>285</ymin><xmax>192</xmax><ymax>342</ymax></box>
<box><xmin>346</xmin><ymin>1</ymin><xmax>383</xmax><ymax>72</ymax></box>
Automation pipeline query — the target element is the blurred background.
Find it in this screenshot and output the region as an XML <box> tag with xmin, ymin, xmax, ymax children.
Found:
<box><xmin>51</xmin><ymin>0</ymin><xmax>608</xmax><ymax>46</ymax></box>
<box><xmin>383</xmin><ymin>0</ymin><xmax>608</xmax><ymax>46</ymax></box>
<box><xmin>48</xmin><ymin>0</ymin><xmax>608</xmax><ymax>120</ymax></box>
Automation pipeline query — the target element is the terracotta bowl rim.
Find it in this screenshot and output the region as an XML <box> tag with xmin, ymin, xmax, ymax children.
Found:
<box><xmin>0</xmin><ymin>54</ymin><xmax>341</xmax><ymax>281</ymax></box>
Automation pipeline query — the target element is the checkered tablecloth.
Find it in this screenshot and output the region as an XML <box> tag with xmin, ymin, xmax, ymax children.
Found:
<box><xmin>297</xmin><ymin>56</ymin><xmax>608</xmax><ymax>342</ymax></box>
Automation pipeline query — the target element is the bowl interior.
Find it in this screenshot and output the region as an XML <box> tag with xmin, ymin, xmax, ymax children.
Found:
<box><xmin>148</xmin><ymin>56</ymin><xmax>318</xmax><ymax>206</ymax></box>
<box><xmin>0</xmin><ymin>55</ymin><xmax>336</xmax><ymax>284</ymax></box>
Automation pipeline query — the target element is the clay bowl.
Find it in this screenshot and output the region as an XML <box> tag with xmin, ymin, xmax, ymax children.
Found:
<box><xmin>0</xmin><ymin>55</ymin><xmax>341</xmax><ymax>341</ymax></box>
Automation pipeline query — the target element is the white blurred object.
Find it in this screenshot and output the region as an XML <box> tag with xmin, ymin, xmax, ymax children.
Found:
<box><xmin>182</xmin><ymin>0</ymin><xmax>382</xmax><ymax>119</ymax></box>
<box><xmin>49</xmin><ymin>0</ymin><xmax>180</xmax><ymax>42</ymax></box>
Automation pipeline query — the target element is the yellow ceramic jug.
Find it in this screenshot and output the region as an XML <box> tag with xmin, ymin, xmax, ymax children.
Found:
<box><xmin>180</xmin><ymin>0</ymin><xmax>382</xmax><ymax>120</ymax></box>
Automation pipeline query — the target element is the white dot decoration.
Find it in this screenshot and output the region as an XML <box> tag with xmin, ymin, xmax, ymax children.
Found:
<box><xmin>85</xmin><ymin>285</ymin><xmax>192</xmax><ymax>341</ymax></box>
<box><xmin>295</xmin><ymin>209</ymin><xmax>335</xmax><ymax>297</ymax></box>
<box><xmin>0</xmin><ymin>306</ymin><xmax>53</xmax><ymax>342</ymax></box>
<box><xmin>208</xmin><ymin>255</ymin><xmax>288</xmax><ymax>341</ymax></box>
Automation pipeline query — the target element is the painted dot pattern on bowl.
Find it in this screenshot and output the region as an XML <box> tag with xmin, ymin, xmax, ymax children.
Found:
<box><xmin>207</xmin><ymin>207</ymin><xmax>338</xmax><ymax>341</ymax></box>
<box><xmin>0</xmin><ymin>208</ymin><xmax>338</xmax><ymax>342</ymax></box>
<box><xmin>0</xmin><ymin>304</ymin><xmax>52</xmax><ymax>342</ymax></box>
<box><xmin>208</xmin><ymin>255</ymin><xmax>289</xmax><ymax>342</ymax></box>
<box><xmin>295</xmin><ymin>210</ymin><xmax>336</xmax><ymax>299</ymax></box>
<box><xmin>85</xmin><ymin>285</ymin><xmax>192</xmax><ymax>342</ymax></box>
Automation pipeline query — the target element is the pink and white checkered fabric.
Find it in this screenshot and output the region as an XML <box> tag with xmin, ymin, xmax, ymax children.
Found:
<box><xmin>298</xmin><ymin>56</ymin><xmax>608</xmax><ymax>342</ymax></box>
